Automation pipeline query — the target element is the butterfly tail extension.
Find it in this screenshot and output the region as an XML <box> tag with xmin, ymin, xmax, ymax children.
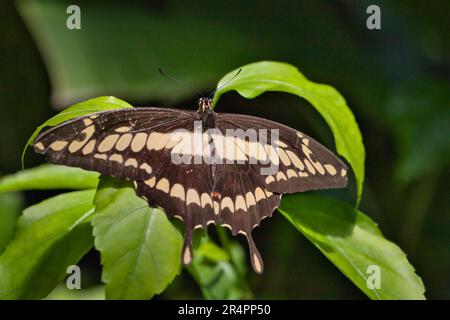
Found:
<box><xmin>246</xmin><ymin>232</ymin><xmax>264</xmax><ymax>274</ymax></box>
<box><xmin>181</xmin><ymin>226</ymin><xmax>194</xmax><ymax>266</ymax></box>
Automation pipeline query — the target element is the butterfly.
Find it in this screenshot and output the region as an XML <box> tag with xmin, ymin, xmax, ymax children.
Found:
<box><xmin>33</xmin><ymin>97</ymin><xmax>348</xmax><ymax>273</ymax></box>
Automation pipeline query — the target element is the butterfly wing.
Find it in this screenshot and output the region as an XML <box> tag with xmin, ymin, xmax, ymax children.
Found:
<box><xmin>34</xmin><ymin>107</ymin><xmax>224</xmax><ymax>269</ymax></box>
<box><xmin>33</xmin><ymin>107</ymin><xmax>194</xmax><ymax>181</ymax></box>
<box><xmin>207</xmin><ymin>112</ymin><xmax>347</xmax><ymax>272</ymax></box>
<box><xmin>33</xmin><ymin>107</ymin><xmax>348</xmax><ymax>274</ymax></box>
<box><xmin>217</xmin><ymin>113</ymin><xmax>348</xmax><ymax>194</ymax></box>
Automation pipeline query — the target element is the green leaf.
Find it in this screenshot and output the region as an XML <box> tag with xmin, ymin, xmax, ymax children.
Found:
<box><xmin>16</xmin><ymin>190</ymin><xmax>93</xmax><ymax>231</ymax></box>
<box><xmin>92</xmin><ymin>177</ymin><xmax>182</xmax><ymax>300</ymax></box>
<box><xmin>45</xmin><ymin>284</ymin><xmax>105</xmax><ymax>300</ymax></box>
<box><xmin>0</xmin><ymin>193</ymin><xmax>23</xmax><ymax>253</ymax></box>
<box><xmin>0</xmin><ymin>190</ymin><xmax>95</xmax><ymax>299</ymax></box>
<box><xmin>278</xmin><ymin>194</ymin><xmax>426</xmax><ymax>300</ymax></box>
<box><xmin>213</xmin><ymin>61</ymin><xmax>365</xmax><ymax>204</ymax></box>
<box><xmin>22</xmin><ymin>96</ymin><xmax>132</xmax><ymax>168</ymax></box>
<box><xmin>188</xmin><ymin>237</ymin><xmax>252</xmax><ymax>300</ymax></box>
<box><xmin>0</xmin><ymin>164</ymin><xmax>99</xmax><ymax>192</ymax></box>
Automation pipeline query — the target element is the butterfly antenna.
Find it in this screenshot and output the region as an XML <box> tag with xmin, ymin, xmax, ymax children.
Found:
<box><xmin>208</xmin><ymin>68</ymin><xmax>242</xmax><ymax>99</ymax></box>
<box><xmin>158</xmin><ymin>68</ymin><xmax>204</xmax><ymax>97</ymax></box>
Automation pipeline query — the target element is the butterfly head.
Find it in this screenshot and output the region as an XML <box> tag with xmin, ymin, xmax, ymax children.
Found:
<box><xmin>197</xmin><ymin>97</ymin><xmax>213</xmax><ymax>112</ymax></box>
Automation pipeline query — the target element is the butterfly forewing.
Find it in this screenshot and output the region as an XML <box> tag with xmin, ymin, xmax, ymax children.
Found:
<box><xmin>33</xmin><ymin>107</ymin><xmax>193</xmax><ymax>181</ymax></box>
<box><xmin>219</xmin><ymin>113</ymin><xmax>348</xmax><ymax>194</ymax></box>
<box><xmin>33</xmin><ymin>104</ymin><xmax>347</xmax><ymax>274</ymax></box>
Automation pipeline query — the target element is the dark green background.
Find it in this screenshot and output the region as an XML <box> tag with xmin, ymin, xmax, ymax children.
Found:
<box><xmin>0</xmin><ymin>0</ymin><xmax>448</xmax><ymax>299</ymax></box>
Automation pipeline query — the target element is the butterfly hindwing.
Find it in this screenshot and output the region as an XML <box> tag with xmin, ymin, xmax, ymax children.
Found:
<box><xmin>133</xmin><ymin>129</ymin><xmax>281</xmax><ymax>273</ymax></box>
<box><xmin>210</xmin><ymin>163</ymin><xmax>281</xmax><ymax>273</ymax></box>
<box><xmin>134</xmin><ymin>160</ymin><xmax>217</xmax><ymax>266</ymax></box>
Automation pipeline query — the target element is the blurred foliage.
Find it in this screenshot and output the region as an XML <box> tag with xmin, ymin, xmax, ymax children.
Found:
<box><xmin>384</xmin><ymin>77</ymin><xmax>450</xmax><ymax>185</ymax></box>
<box><xmin>189</xmin><ymin>235</ymin><xmax>253</xmax><ymax>299</ymax></box>
<box><xmin>0</xmin><ymin>0</ymin><xmax>448</xmax><ymax>299</ymax></box>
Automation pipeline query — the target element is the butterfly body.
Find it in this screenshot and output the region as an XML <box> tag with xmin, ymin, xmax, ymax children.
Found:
<box><xmin>33</xmin><ymin>98</ymin><xmax>348</xmax><ymax>273</ymax></box>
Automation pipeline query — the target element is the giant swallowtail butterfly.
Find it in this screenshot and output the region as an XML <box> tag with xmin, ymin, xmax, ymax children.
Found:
<box><xmin>33</xmin><ymin>98</ymin><xmax>347</xmax><ymax>273</ymax></box>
